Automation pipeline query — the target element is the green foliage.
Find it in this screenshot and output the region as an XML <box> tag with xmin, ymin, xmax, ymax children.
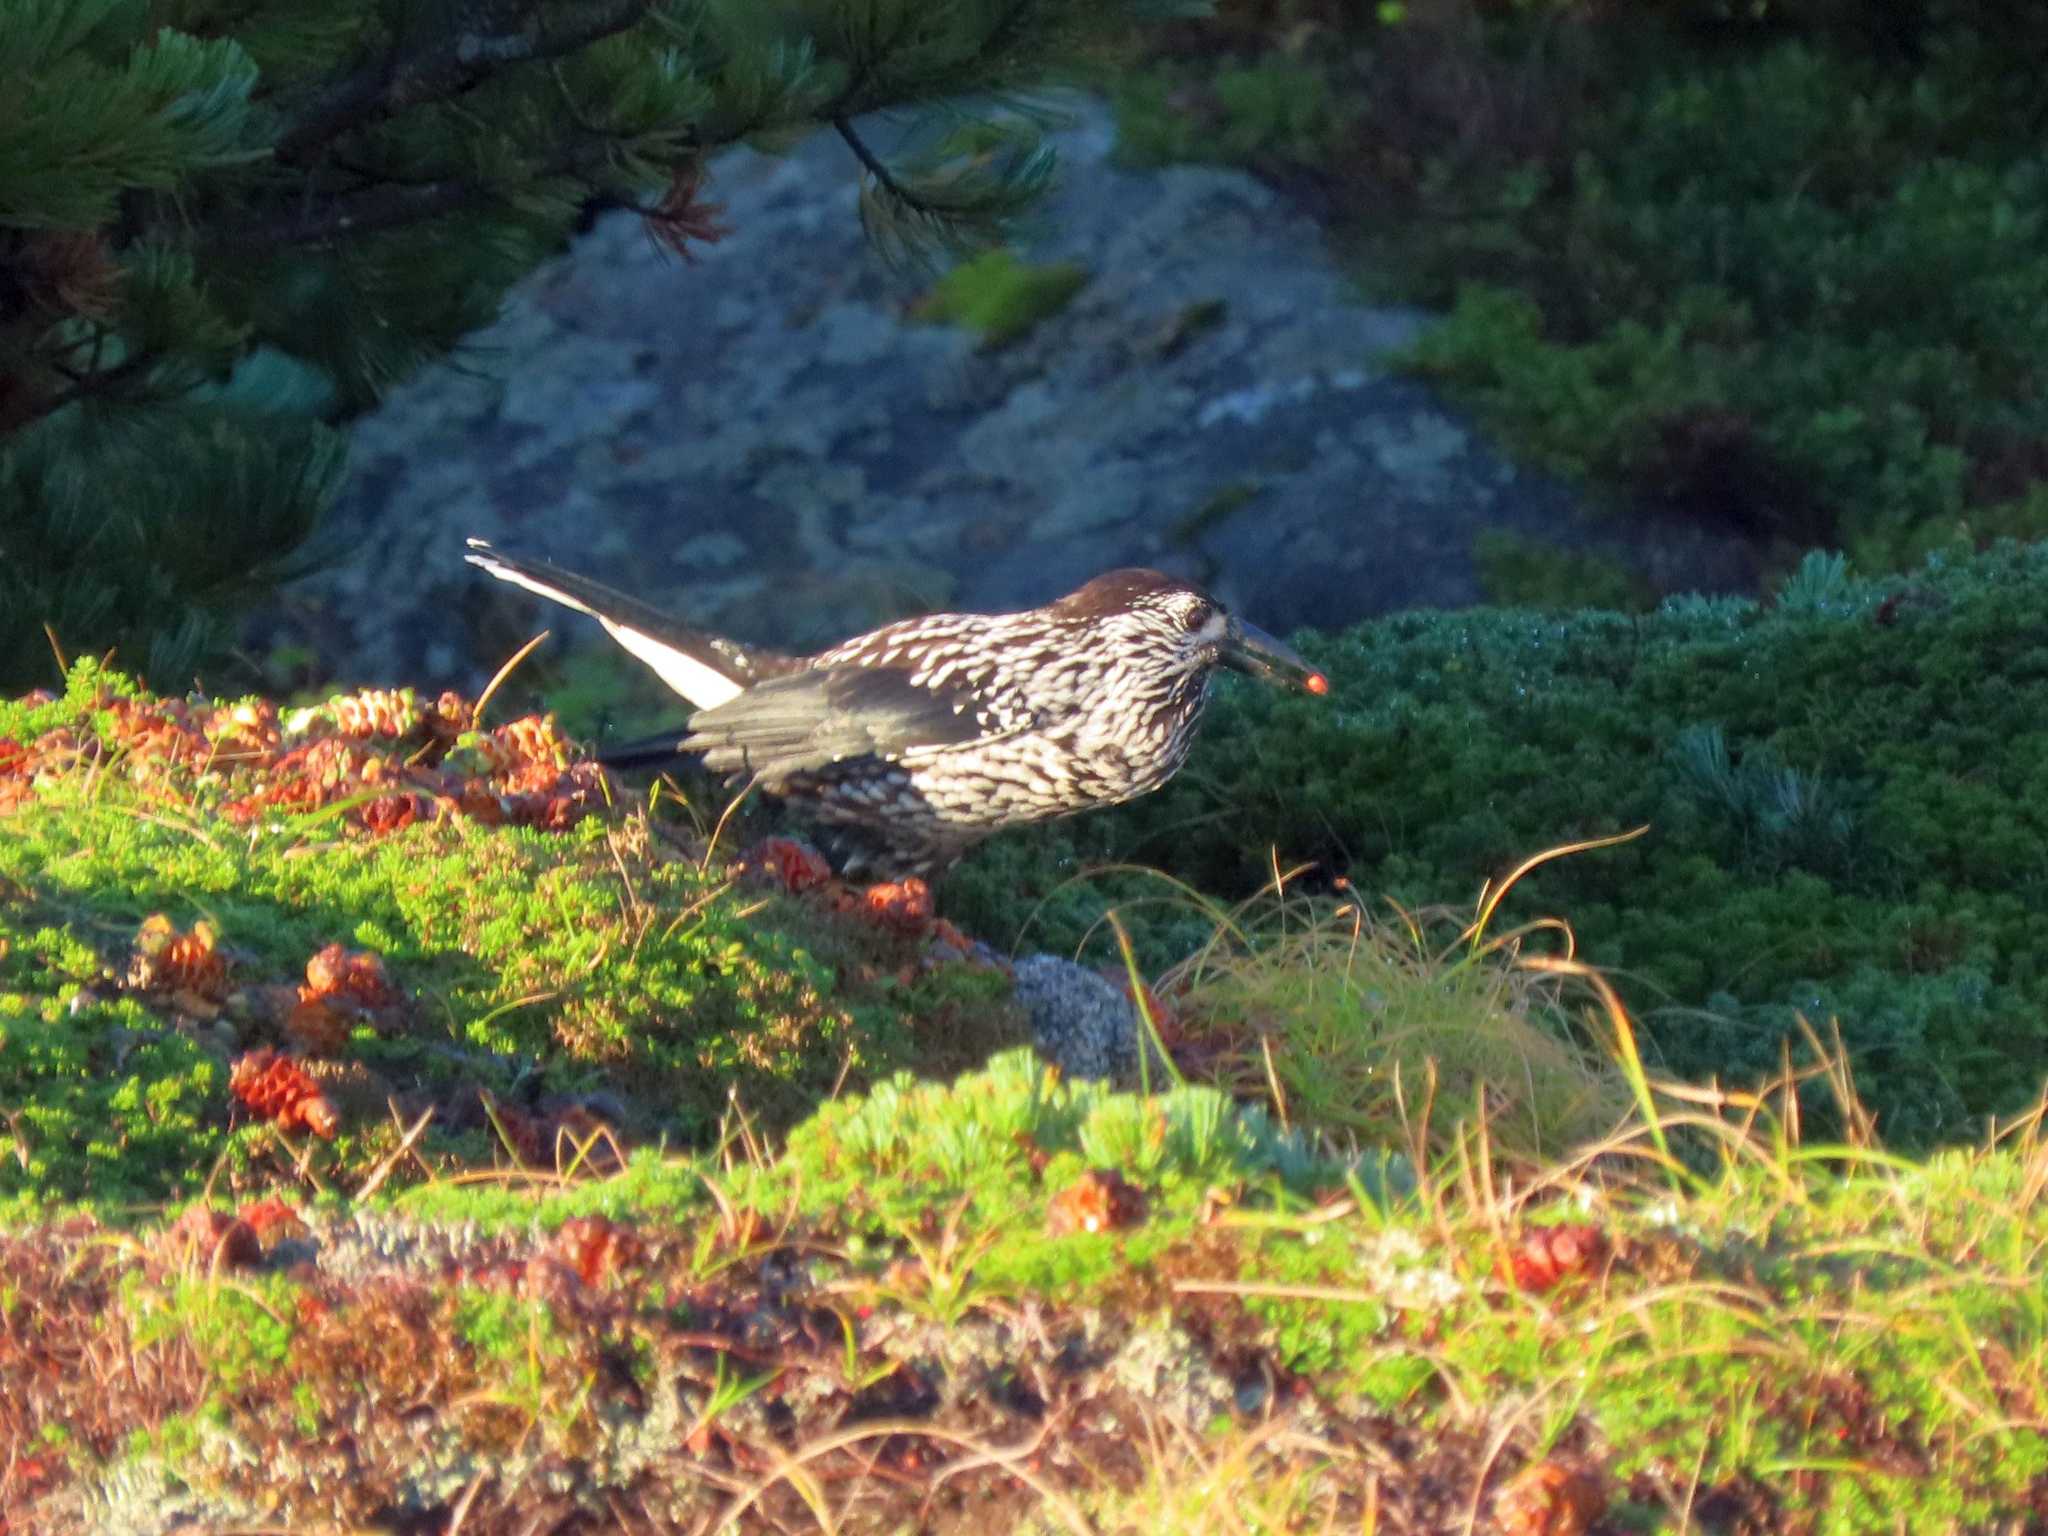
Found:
<box><xmin>126</xmin><ymin>1269</ymin><xmax>300</xmax><ymax>1392</ymax></box>
<box><xmin>771</xmin><ymin>1047</ymin><xmax>1350</xmax><ymax>1216</ymax></box>
<box><xmin>0</xmin><ymin>982</ymin><xmax>225</xmax><ymax>1216</ymax></box>
<box><xmin>910</xmin><ymin>246</ymin><xmax>1090</xmax><ymax>348</ymax></box>
<box><xmin>1115</xmin><ymin>54</ymin><xmax>1346</xmax><ymax>170</ymax></box>
<box><xmin>387</xmin><ymin>1052</ymin><xmax>2048</xmax><ymax>1532</ymax></box>
<box><xmin>0</xmin><ymin>0</ymin><xmax>1185</xmax><ymax>690</ymax></box>
<box><xmin>1470</xmin><ymin>527</ymin><xmax>1653</xmax><ymax>611</ymax></box>
<box><xmin>1118</xmin><ymin>5</ymin><xmax>2048</xmax><ymax>571</ymax></box>
<box><xmin>962</xmin><ymin>542</ymin><xmax>2048</xmax><ymax>1146</ymax></box>
<box><xmin>2</xmin><ymin>401</ymin><xmax>346</xmax><ymax>686</ymax></box>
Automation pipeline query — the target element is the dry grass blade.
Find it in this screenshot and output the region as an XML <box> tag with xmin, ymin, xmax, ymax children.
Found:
<box><xmin>472</xmin><ymin>628</ymin><xmax>551</xmax><ymax>730</ymax></box>
<box><xmin>714</xmin><ymin>1417</ymin><xmax>1091</xmax><ymax>1536</ymax></box>
<box><xmin>1463</xmin><ymin>824</ymin><xmax>1648</xmax><ymax>955</ymax></box>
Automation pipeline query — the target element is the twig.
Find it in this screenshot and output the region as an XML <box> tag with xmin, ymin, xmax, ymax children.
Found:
<box><xmin>355</xmin><ymin>1104</ymin><xmax>437</xmax><ymax>1201</ymax></box>
<box><xmin>444</xmin><ymin>1469</ymin><xmax>488</xmax><ymax>1536</ymax></box>
<box><xmin>716</xmin><ymin>1416</ymin><xmax>1092</xmax><ymax>1536</ymax></box>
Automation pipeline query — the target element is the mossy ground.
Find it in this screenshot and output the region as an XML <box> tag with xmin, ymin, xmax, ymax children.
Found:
<box><xmin>6</xmin><ymin>666</ymin><xmax>2047</xmax><ymax>1533</ymax></box>
<box><xmin>0</xmin><ymin>664</ymin><xmax>1028</xmax><ymax>1218</ymax></box>
<box><xmin>9</xmin><ymin>1048</ymin><xmax>2047</xmax><ymax>1533</ymax></box>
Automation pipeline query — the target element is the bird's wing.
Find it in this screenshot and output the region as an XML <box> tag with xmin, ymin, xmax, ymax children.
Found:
<box><xmin>681</xmin><ymin>663</ymin><xmax>1002</xmax><ymax>782</ymax></box>
<box><xmin>463</xmin><ymin>538</ymin><xmax>801</xmax><ymax>708</ymax></box>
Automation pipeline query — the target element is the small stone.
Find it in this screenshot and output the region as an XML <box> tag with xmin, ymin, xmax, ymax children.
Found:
<box><xmin>1011</xmin><ymin>953</ymin><xmax>1137</xmax><ymax>1081</ymax></box>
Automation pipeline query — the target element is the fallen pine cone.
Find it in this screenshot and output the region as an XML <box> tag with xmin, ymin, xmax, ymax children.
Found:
<box><xmin>0</xmin><ymin>737</ymin><xmax>28</xmax><ymax>813</ymax></box>
<box><xmin>235</xmin><ymin>1197</ymin><xmax>309</xmax><ymax>1252</ymax></box>
<box><xmin>289</xmin><ymin>942</ymin><xmax>408</xmax><ymax>1048</ymax></box>
<box><xmin>356</xmin><ymin>790</ymin><xmax>434</xmax><ymax>835</ymax></box>
<box><xmin>555</xmin><ymin>1215</ymin><xmax>644</xmax><ymax>1287</ymax></box>
<box><xmin>286</xmin><ymin>686</ymin><xmax>422</xmax><ymax>741</ymax></box>
<box><xmin>1046</xmin><ymin>1169</ymin><xmax>1148</xmax><ymax>1236</ymax></box>
<box><xmin>229</xmin><ymin>1048</ymin><xmax>340</xmax><ymax>1138</ymax></box>
<box><xmin>741</xmin><ymin>836</ymin><xmax>834</xmax><ymax>894</ymax></box>
<box><xmin>1504</xmin><ymin>1224</ymin><xmax>1609</xmax><ymax>1294</ymax></box>
<box><xmin>303</xmin><ymin>943</ymin><xmax>402</xmax><ymax>1010</ymax></box>
<box><xmin>126</xmin><ymin>914</ymin><xmax>230</xmax><ymax>1001</ymax></box>
<box><xmin>1492</xmin><ymin>1457</ymin><xmax>1606</xmax><ymax>1536</ymax></box>
<box><xmin>861</xmin><ymin>877</ymin><xmax>934</xmax><ymax>935</ymax></box>
<box><xmin>201</xmin><ymin>698</ymin><xmax>282</xmax><ymax>755</ymax></box>
<box><xmin>161</xmin><ymin>1205</ymin><xmax>262</xmax><ymax>1270</ymax></box>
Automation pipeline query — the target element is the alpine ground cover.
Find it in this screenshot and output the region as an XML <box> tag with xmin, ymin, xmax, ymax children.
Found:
<box><xmin>6</xmin><ymin>644</ymin><xmax>2048</xmax><ymax>1532</ymax></box>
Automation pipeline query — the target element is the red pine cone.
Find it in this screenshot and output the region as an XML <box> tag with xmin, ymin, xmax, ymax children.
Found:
<box><xmin>127</xmin><ymin>914</ymin><xmax>230</xmax><ymax>1001</ymax></box>
<box><xmin>1046</xmin><ymin>1169</ymin><xmax>1148</xmax><ymax>1236</ymax></box>
<box><xmin>1505</xmin><ymin>1224</ymin><xmax>1609</xmax><ymax>1294</ymax></box>
<box><xmin>1493</xmin><ymin>1458</ymin><xmax>1607</xmax><ymax>1536</ymax></box>
<box><xmin>322</xmin><ymin>688</ymin><xmax>420</xmax><ymax>739</ymax></box>
<box><xmin>861</xmin><ymin>877</ymin><xmax>934</xmax><ymax>935</ymax></box>
<box><xmin>229</xmin><ymin>1048</ymin><xmax>340</xmax><ymax>1138</ymax></box>
<box><xmin>303</xmin><ymin>943</ymin><xmax>401</xmax><ymax>1009</ymax></box>
<box><xmin>743</xmin><ymin>836</ymin><xmax>834</xmax><ymax>893</ymax></box>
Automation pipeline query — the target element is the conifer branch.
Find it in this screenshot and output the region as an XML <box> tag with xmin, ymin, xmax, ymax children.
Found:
<box><xmin>833</xmin><ymin>117</ymin><xmax>946</xmax><ymax>220</ymax></box>
<box><xmin>222</xmin><ymin>176</ymin><xmax>515</xmax><ymax>246</ymax></box>
<box><xmin>14</xmin><ymin>349</ymin><xmax>159</xmax><ymax>432</ymax></box>
<box><xmin>275</xmin><ymin>0</ymin><xmax>656</xmax><ymax>164</ymax></box>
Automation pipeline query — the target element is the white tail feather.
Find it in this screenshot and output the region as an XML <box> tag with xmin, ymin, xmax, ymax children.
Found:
<box><xmin>465</xmin><ymin>547</ymin><xmax>746</xmax><ymax>709</ymax></box>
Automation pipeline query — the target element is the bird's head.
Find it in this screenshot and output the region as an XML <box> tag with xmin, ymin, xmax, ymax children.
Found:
<box><xmin>1056</xmin><ymin>570</ymin><xmax>1329</xmax><ymax>695</ymax></box>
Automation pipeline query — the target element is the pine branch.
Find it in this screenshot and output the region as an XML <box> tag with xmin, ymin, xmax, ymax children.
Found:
<box><xmin>216</xmin><ymin>175</ymin><xmax>520</xmax><ymax>247</ymax></box>
<box><xmin>979</xmin><ymin>0</ymin><xmax>1048</xmax><ymax>69</ymax></box>
<box><xmin>274</xmin><ymin>0</ymin><xmax>656</xmax><ymax>164</ymax></box>
<box><xmin>11</xmin><ymin>349</ymin><xmax>159</xmax><ymax>433</ymax></box>
<box><xmin>833</xmin><ymin>117</ymin><xmax>949</xmax><ymax>220</ymax></box>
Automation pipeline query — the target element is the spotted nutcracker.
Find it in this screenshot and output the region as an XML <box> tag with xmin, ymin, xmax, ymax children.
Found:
<box><xmin>465</xmin><ymin>538</ymin><xmax>1327</xmax><ymax>877</ymax></box>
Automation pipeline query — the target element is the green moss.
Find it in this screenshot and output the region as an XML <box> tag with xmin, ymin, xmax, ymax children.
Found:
<box><xmin>1470</xmin><ymin>527</ymin><xmax>1655</xmax><ymax>612</ymax></box>
<box><xmin>912</xmin><ymin>247</ymin><xmax>1089</xmax><ymax>349</ymax></box>
<box><xmin>0</xmin><ymin>988</ymin><xmax>226</xmax><ymax>1218</ymax></box>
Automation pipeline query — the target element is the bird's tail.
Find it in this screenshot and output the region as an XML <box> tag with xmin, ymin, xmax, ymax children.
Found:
<box><xmin>464</xmin><ymin>538</ymin><xmax>798</xmax><ymax>710</ymax></box>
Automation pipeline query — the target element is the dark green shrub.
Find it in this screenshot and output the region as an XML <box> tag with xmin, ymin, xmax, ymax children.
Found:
<box><xmin>944</xmin><ymin>544</ymin><xmax>2048</xmax><ymax>1146</ymax></box>
<box><xmin>1398</xmin><ymin>34</ymin><xmax>2048</xmax><ymax>567</ymax></box>
<box><xmin>1118</xmin><ymin>5</ymin><xmax>2048</xmax><ymax>572</ymax></box>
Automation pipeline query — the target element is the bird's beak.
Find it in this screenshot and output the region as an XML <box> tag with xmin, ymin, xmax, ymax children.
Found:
<box><xmin>1222</xmin><ymin>618</ymin><xmax>1329</xmax><ymax>695</ymax></box>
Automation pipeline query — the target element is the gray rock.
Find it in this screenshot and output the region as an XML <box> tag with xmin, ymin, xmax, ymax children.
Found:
<box><xmin>1011</xmin><ymin>952</ymin><xmax>1172</xmax><ymax>1084</ymax></box>
<box><xmin>251</xmin><ymin>95</ymin><xmax>1755</xmax><ymax>692</ymax></box>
